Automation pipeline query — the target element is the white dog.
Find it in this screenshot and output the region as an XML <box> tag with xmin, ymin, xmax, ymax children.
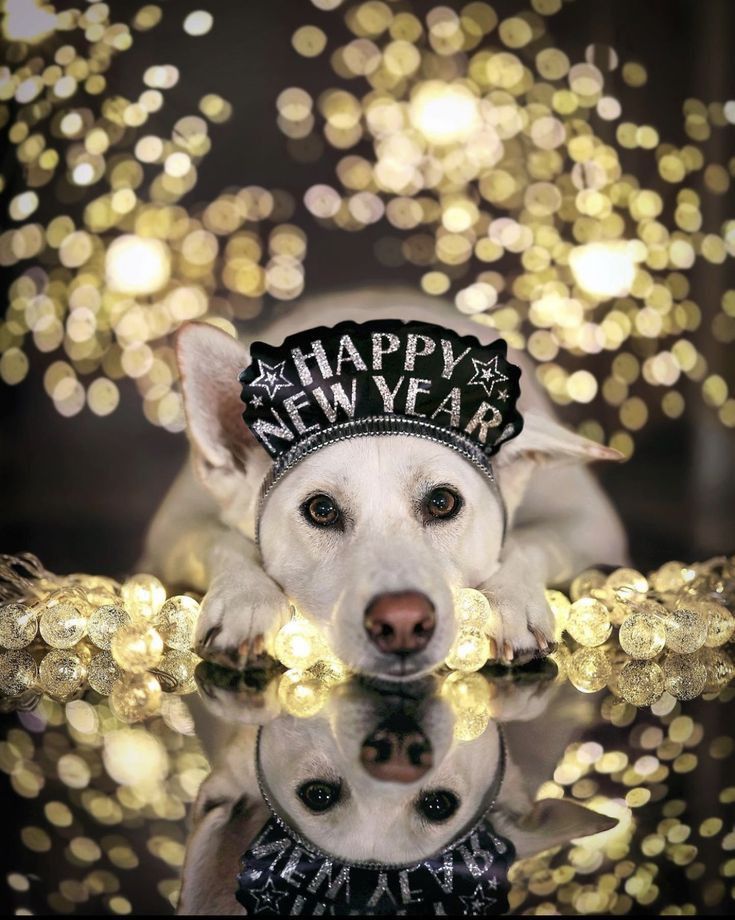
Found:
<box><xmin>143</xmin><ymin>287</ymin><xmax>627</xmax><ymax>678</ymax></box>
<box><xmin>178</xmin><ymin>670</ymin><xmax>616</xmax><ymax>915</ymax></box>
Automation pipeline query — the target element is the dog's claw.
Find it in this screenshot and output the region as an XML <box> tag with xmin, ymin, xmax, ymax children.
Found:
<box><xmin>487</xmin><ymin>637</ymin><xmax>498</xmax><ymax>661</ymax></box>
<box><xmin>237</xmin><ymin>635</ymin><xmax>267</xmax><ymax>668</ymax></box>
<box><xmin>201</xmin><ymin>625</ymin><xmax>222</xmax><ymax>649</ymax></box>
<box><xmin>530</xmin><ymin>626</ymin><xmax>549</xmax><ymax>652</ymax></box>
<box><xmin>503</xmin><ymin>640</ymin><xmax>514</xmax><ymax>663</ymax></box>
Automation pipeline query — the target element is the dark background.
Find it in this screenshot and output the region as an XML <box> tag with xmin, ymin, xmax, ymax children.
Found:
<box><xmin>1</xmin><ymin>0</ymin><xmax>734</xmax><ymax>577</ymax></box>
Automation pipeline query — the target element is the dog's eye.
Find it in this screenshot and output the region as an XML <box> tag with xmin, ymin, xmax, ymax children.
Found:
<box><xmin>425</xmin><ymin>487</ymin><xmax>462</xmax><ymax>520</ymax></box>
<box><xmin>297</xmin><ymin>780</ymin><xmax>342</xmax><ymax>812</ymax></box>
<box><xmin>417</xmin><ymin>789</ymin><xmax>460</xmax><ymax>823</ymax></box>
<box><xmin>302</xmin><ymin>494</ymin><xmax>341</xmax><ymax>528</ymax></box>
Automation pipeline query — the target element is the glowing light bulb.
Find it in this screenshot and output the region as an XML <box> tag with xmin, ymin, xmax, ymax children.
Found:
<box><xmin>39</xmin><ymin>602</ymin><xmax>87</xmax><ymax>648</ymax></box>
<box><xmin>109</xmin><ymin>673</ymin><xmax>163</xmax><ymax>723</ymax></box>
<box><xmin>703</xmin><ymin>603</ymin><xmax>735</xmax><ymax>647</ymax></box>
<box><xmin>605</xmin><ymin>567</ymin><xmax>650</xmax><ymax>600</ymax></box>
<box><xmin>274</xmin><ymin>611</ymin><xmax>326</xmax><ymax>670</ymax></box>
<box><xmin>616</xmin><ymin>659</ymin><xmax>665</xmax><ymax>707</ymax></box>
<box><xmin>0</xmin><ymin>602</ymin><xmax>38</xmax><ymax>649</ymax></box>
<box><xmin>453</xmin><ymin>588</ymin><xmax>493</xmax><ymax>630</ymax></box>
<box><xmin>105</xmin><ymin>235</ymin><xmax>171</xmax><ymax>295</ymax></box>
<box><xmin>156</xmin><ymin>595</ymin><xmax>200</xmax><ymax>650</ymax></box>
<box><xmin>111</xmin><ymin>623</ymin><xmax>164</xmax><ymax>673</ymax></box>
<box><xmin>445</xmin><ymin>628</ymin><xmax>490</xmax><ymax>672</ymax></box>
<box><xmin>565</xmin><ymin>598</ymin><xmax>612</xmax><ymax>647</ymax></box>
<box><xmin>88</xmin><ymin>652</ymin><xmax>121</xmax><ymax>695</ymax></box>
<box><xmin>121</xmin><ymin>574</ymin><xmax>167</xmax><ymax>618</ymax></box>
<box><xmin>442</xmin><ymin>671</ymin><xmax>492</xmax><ymax>710</ymax></box>
<box><xmin>567</xmin><ymin>646</ymin><xmax>611</xmax><ymax>693</ymax></box>
<box><xmin>278</xmin><ymin>669</ymin><xmax>329</xmax><ymax>718</ymax></box>
<box><xmin>88</xmin><ymin>605</ymin><xmax>130</xmax><ymax>650</ymax></box>
<box><xmin>662</xmin><ymin>652</ymin><xmax>707</xmax><ymax>701</ymax></box>
<box><xmin>409</xmin><ymin>81</ymin><xmax>480</xmax><ymax>145</ymax></box>
<box><xmin>0</xmin><ymin>649</ymin><xmax>37</xmax><ymax>695</ymax></box>
<box><xmin>38</xmin><ymin>649</ymin><xmax>86</xmax><ymax>698</ymax></box>
<box><xmin>664</xmin><ymin>605</ymin><xmax>708</xmax><ymax>654</ymax></box>
<box><xmin>619</xmin><ymin>611</ymin><xmax>666</xmax><ymax>660</ymax></box>
<box><xmin>103</xmin><ymin>730</ymin><xmax>168</xmax><ymax>785</ymax></box>
<box><xmin>2</xmin><ymin>0</ymin><xmax>56</xmax><ymax>43</ymax></box>
<box><xmin>569</xmin><ymin>241</ymin><xmax>639</xmax><ymax>299</ymax></box>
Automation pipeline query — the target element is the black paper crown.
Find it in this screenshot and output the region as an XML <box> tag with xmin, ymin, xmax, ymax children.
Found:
<box><xmin>236</xmin><ymin>813</ymin><xmax>514</xmax><ymax>916</ymax></box>
<box><xmin>239</xmin><ymin>319</ymin><xmax>523</xmax><ymax>482</ymax></box>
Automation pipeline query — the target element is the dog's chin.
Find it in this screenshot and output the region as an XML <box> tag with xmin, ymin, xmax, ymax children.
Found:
<box><xmin>357</xmin><ymin>655</ymin><xmax>441</xmax><ymax>682</ymax></box>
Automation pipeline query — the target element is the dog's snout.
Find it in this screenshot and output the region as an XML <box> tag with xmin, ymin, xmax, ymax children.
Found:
<box><xmin>360</xmin><ymin>718</ymin><xmax>433</xmax><ymax>783</ymax></box>
<box><xmin>364</xmin><ymin>591</ymin><xmax>436</xmax><ymax>656</ymax></box>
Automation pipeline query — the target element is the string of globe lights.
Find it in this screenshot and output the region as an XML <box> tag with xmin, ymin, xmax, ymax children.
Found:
<box><xmin>2</xmin><ymin>553</ymin><xmax>734</xmax><ymax>735</ymax></box>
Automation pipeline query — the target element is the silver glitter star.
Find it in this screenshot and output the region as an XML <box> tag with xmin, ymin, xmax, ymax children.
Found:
<box><xmin>467</xmin><ymin>355</ymin><xmax>509</xmax><ymax>398</ymax></box>
<box><xmin>247</xmin><ymin>875</ymin><xmax>288</xmax><ymax>913</ymax></box>
<box><xmin>249</xmin><ymin>394</ymin><xmax>264</xmax><ymax>408</ymax></box>
<box><xmin>459</xmin><ymin>883</ymin><xmax>497</xmax><ymax>914</ymax></box>
<box><xmin>248</xmin><ymin>360</ymin><xmax>293</xmax><ymax>399</ymax></box>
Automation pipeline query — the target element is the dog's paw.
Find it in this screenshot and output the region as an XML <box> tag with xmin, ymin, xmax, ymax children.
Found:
<box><xmin>194</xmin><ymin>574</ymin><xmax>290</xmax><ymax>670</ymax></box>
<box><xmin>480</xmin><ymin>561</ymin><xmax>555</xmax><ymax>665</ymax></box>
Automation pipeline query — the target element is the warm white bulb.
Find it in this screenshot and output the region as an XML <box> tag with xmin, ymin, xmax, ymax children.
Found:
<box><xmin>2</xmin><ymin>0</ymin><xmax>56</xmax><ymax>42</ymax></box>
<box><xmin>105</xmin><ymin>235</ymin><xmax>171</xmax><ymax>295</ymax></box>
<box><xmin>409</xmin><ymin>82</ymin><xmax>480</xmax><ymax>145</ymax></box>
<box><xmin>569</xmin><ymin>241</ymin><xmax>638</xmax><ymax>299</ymax></box>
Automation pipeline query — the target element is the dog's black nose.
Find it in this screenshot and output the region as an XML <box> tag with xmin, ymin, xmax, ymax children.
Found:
<box><xmin>364</xmin><ymin>591</ymin><xmax>436</xmax><ymax>656</ymax></box>
<box><xmin>360</xmin><ymin>715</ymin><xmax>433</xmax><ymax>783</ymax></box>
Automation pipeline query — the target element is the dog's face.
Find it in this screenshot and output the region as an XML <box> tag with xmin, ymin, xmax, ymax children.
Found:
<box><xmin>258</xmin><ymin>684</ymin><xmax>501</xmax><ymax>864</ymax></box>
<box><xmin>259</xmin><ymin>436</ymin><xmax>504</xmax><ymax>677</ymax></box>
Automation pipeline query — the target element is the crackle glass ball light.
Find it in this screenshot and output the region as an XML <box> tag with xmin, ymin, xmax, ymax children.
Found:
<box><xmin>0</xmin><ymin>569</ymin><xmax>202</xmax><ymax>723</ymax></box>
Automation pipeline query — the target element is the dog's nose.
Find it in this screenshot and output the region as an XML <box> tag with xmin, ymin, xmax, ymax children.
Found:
<box><xmin>364</xmin><ymin>591</ymin><xmax>436</xmax><ymax>656</ymax></box>
<box><xmin>360</xmin><ymin>721</ymin><xmax>433</xmax><ymax>783</ymax></box>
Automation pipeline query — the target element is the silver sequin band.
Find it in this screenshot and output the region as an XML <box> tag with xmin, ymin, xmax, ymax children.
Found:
<box><xmin>254</xmin><ymin>415</ymin><xmax>508</xmax><ymax>546</ymax></box>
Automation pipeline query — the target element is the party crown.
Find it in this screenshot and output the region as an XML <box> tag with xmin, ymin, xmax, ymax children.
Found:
<box><xmin>238</xmin><ymin>319</ymin><xmax>523</xmax><ymax>473</ymax></box>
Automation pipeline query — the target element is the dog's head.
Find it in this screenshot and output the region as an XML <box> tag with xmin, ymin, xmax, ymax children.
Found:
<box><xmin>177</xmin><ymin>321</ymin><xmax>615</xmax><ymax>679</ymax></box>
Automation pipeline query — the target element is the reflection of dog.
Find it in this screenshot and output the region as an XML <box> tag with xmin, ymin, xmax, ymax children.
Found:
<box><xmin>143</xmin><ymin>287</ymin><xmax>627</xmax><ymax>678</ymax></box>
<box><xmin>178</xmin><ymin>670</ymin><xmax>615</xmax><ymax>915</ymax></box>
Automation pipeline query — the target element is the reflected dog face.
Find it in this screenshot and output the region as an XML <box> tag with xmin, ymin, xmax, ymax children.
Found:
<box><xmin>178</xmin><ymin>675</ymin><xmax>618</xmax><ymax>915</ymax></box>
<box><xmin>257</xmin><ymin>683</ymin><xmax>503</xmax><ymax>864</ymax></box>
<box><xmin>259</xmin><ymin>436</ymin><xmax>505</xmax><ymax>680</ymax></box>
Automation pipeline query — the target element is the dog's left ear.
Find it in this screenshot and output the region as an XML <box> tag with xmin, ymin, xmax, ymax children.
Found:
<box><xmin>495</xmin><ymin>411</ymin><xmax>622</xmax><ymax>521</ymax></box>
<box><xmin>502</xmin><ymin>797</ymin><xmax>618</xmax><ymax>861</ymax></box>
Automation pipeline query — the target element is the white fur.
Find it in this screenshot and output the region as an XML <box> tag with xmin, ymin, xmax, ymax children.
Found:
<box><xmin>143</xmin><ymin>286</ymin><xmax>628</xmax><ymax>676</ymax></box>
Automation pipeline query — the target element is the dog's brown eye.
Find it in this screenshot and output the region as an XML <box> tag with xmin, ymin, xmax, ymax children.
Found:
<box><xmin>426</xmin><ymin>487</ymin><xmax>461</xmax><ymax>520</ymax></box>
<box><xmin>298</xmin><ymin>780</ymin><xmax>342</xmax><ymax>812</ymax></box>
<box><xmin>302</xmin><ymin>494</ymin><xmax>340</xmax><ymax>528</ymax></box>
<box><xmin>417</xmin><ymin>789</ymin><xmax>460</xmax><ymax>823</ymax></box>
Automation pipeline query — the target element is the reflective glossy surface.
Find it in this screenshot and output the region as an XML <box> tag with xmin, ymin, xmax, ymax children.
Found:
<box><xmin>2</xmin><ymin>635</ymin><xmax>735</xmax><ymax>915</ymax></box>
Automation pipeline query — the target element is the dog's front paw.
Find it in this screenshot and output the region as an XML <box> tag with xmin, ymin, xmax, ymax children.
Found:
<box><xmin>194</xmin><ymin>574</ymin><xmax>290</xmax><ymax>670</ymax></box>
<box><xmin>480</xmin><ymin>558</ymin><xmax>555</xmax><ymax>665</ymax></box>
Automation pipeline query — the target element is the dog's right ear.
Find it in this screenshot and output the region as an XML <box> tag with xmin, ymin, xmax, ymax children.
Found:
<box><xmin>176</xmin><ymin>323</ymin><xmax>262</xmax><ymax>505</ymax></box>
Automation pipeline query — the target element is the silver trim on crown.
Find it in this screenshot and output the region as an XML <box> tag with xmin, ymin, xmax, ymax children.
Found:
<box><xmin>254</xmin><ymin>415</ymin><xmax>508</xmax><ymax>546</ymax></box>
